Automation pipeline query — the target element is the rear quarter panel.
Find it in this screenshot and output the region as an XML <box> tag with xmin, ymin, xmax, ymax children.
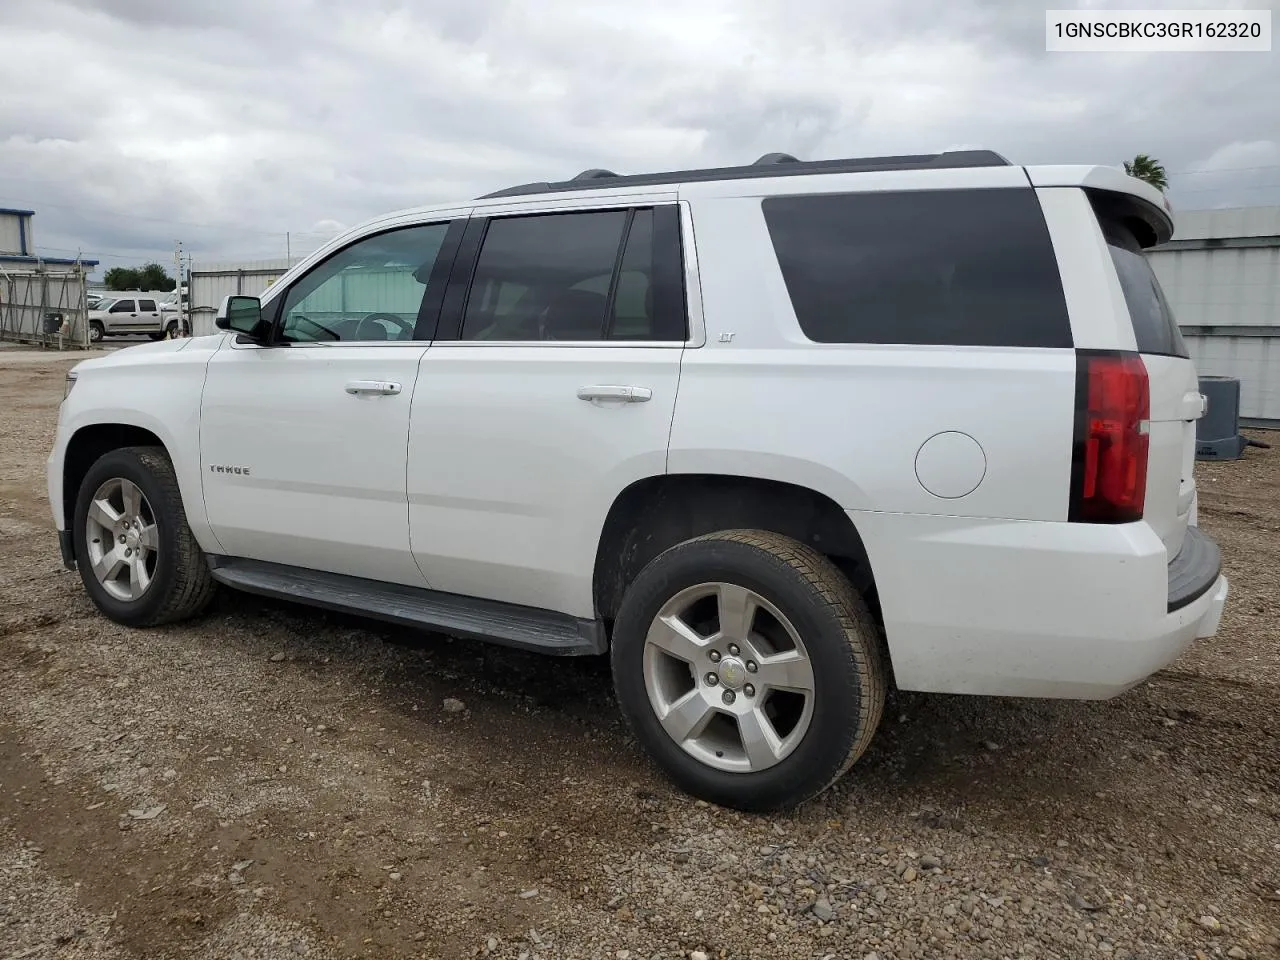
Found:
<box><xmin>667</xmin><ymin>192</ymin><xmax>1078</xmax><ymax>522</ymax></box>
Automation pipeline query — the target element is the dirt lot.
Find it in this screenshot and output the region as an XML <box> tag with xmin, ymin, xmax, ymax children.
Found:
<box><xmin>1</xmin><ymin>352</ymin><xmax>1277</xmax><ymax>960</ymax></box>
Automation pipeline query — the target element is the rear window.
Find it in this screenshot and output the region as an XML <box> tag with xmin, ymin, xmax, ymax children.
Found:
<box><xmin>1101</xmin><ymin>221</ymin><xmax>1189</xmax><ymax>358</ymax></box>
<box><xmin>761</xmin><ymin>188</ymin><xmax>1072</xmax><ymax>348</ymax></box>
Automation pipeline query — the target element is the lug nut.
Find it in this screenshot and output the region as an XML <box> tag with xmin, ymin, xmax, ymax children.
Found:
<box><xmin>705</xmin><ymin>672</ymin><xmax>719</xmax><ymax>686</ymax></box>
<box><xmin>744</xmin><ymin>684</ymin><xmax>755</xmax><ymax>698</ymax></box>
<box><xmin>124</xmin><ymin>548</ymin><xmax>132</xmax><ymax>557</ymax></box>
<box><xmin>708</xmin><ymin>650</ymin><xmax>721</xmax><ymax>663</ymax></box>
<box><xmin>727</xmin><ymin>643</ymin><xmax>740</xmax><ymax>656</ymax></box>
<box><xmin>746</xmin><ymin>660</ymin><xmax>758</xmax><ymax>673</ymax></box>
<box><xmin>722</xmin><ymin>690</ymin><xmax>736</xmax><ymax>705</ymax></box>
<box><xmin>118</xmin><ymin>534</ymin><xmax>126</xmax><ymax>543</ymax></box>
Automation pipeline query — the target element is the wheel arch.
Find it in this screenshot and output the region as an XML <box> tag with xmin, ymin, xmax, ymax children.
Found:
<box><xmin>592</xmin><ymin>473</ymin><xmax>879</xmax><ymax>625</ymax></box>
<box><xmin>62</xmin><ymin>423</ymin><xmax>169</xmax><ymax>532</ymax></box>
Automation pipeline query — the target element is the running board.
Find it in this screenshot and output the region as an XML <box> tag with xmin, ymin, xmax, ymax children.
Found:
<box><xmin>206</xmin><ymin>557</ymin><xmax>607</xmax><ymax>656</ymax></box>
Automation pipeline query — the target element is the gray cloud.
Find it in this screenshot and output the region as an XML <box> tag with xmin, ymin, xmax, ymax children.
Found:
<box><xmin>1</xmin><ymin>0</ymin><xmax>1277</xmax><ymax>277</ymax></box>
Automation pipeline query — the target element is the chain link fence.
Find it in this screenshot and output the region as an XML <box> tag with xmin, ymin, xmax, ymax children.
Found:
<box><xmin>0</xmin><ymin>269</ymin><xmax>89</xmax><ymax>349</ymax></box>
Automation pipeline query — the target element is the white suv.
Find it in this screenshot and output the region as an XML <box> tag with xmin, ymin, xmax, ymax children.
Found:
<box><xmin>47</xmin><ymin>150</ymin><xmax>1228</xmax><ymax>811</ymax></box>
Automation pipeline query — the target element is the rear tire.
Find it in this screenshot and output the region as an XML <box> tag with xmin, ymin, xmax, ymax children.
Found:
<box><xmin>72</xmin><ymin>446</ymin><xmax>217</xmax><ymax>627</ymax></box>
<box><xmin>165</xmin><ymin>320</ymin><xmax>180</xmax><ymax>339</ymax></box>
<box><xmin>610</xmin><ymin>529</ymin><xmax>885</xmax><ymax>812</ymax></box>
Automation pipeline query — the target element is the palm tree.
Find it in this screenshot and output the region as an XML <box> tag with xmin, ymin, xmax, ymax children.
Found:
<box><xmin>1123</xmin><ymin>154</ymin><xmax>1169</xmax><ymax>192</ymax></box>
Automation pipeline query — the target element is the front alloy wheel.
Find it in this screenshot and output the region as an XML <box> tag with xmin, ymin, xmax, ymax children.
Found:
<box><xmin>84</xmin><ymin>477</ymin><xmax>159</xmax><ymax>601</ymax></box>
<box><xmin>72</xmin><ymin>446</ymin><xmax>217</xmax><ymax>627</ymax></box>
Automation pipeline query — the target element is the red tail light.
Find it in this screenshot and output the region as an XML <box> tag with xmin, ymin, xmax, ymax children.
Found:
<box><xmin>1069</xmin><ymin>350</ymin><xmax>1149</xmax><ymax>523</ymax></box>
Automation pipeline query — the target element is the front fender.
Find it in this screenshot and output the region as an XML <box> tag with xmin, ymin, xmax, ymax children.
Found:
<box><xmin>49</xmin><ymin>337</ymin><xmax>226</xmax><ymax>552</ymax></box>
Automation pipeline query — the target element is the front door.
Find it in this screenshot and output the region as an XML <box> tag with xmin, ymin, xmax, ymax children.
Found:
<box><xmin>104</xmin><ymin>298</ymin><xmax>138</xmax><ymax>333</ymax></box>
<box><xmin>407</xmin><ymin>201</ymin><xmax>689</xmax><ymax>618</ymax></box>
<box><xmin>199</xmin><ymin>219</ymin><xmax>461</xmax><ymax>587</ymax></box>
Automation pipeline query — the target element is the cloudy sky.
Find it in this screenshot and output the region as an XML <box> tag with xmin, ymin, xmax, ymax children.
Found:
<box><xmin>1</xmin><ymin>0</ymin><xmax>1277</xmax><ymax>278</ymax></box>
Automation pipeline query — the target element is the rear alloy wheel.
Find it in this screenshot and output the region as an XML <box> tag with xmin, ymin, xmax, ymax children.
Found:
<box><xmin>611</xmin><ymin>530</ymin><xmax>886</xmax><ymax>811</ymax></box>
<box><xmin>72</xmin><ymin>446</ymin><xmax>216</xmax><ymax>627</ymax></box>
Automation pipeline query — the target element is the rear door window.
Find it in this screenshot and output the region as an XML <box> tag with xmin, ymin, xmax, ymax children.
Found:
<box><xmin>138</xmin><ymin>299</ymin><xmax>158</xmax><ymax>312</ymax></box>
<box><xmin>457</xmin><ymin>206</ymin><xmax>687</xmax><ymax>342</ymax></box>
<box><xmin>761</xmin><ymin>188</ymin><xmax>1072</xmax><ymax>348</ymax></box>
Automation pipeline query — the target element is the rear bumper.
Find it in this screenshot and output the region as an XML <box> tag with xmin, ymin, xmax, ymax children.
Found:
<box><xmin>852</xmin><ymin>511</ymin><xmax>1229</xmax><ymax>699</ymax></box>
<box><xmin>1167</xmin><ymin>525</ymin><xmax>1220</xmax><ymax>612</ymax></box>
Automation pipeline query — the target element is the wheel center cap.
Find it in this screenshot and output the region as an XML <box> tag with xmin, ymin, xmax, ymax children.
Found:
<box><xmin>124</xmin><ymin>530</ymin><xmax>140</xmax><ymax>551</ymax></box>
<box><xmin>717</xmin><ymin>656</ymin><xmax>747</xmax><ymax>690</ymax></box>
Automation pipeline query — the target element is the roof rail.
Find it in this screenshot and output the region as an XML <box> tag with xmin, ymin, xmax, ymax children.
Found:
<box><xmin>476</xmin><ymin>149</ymin><xmax>1010</xmax><ymax>200</ymax></box>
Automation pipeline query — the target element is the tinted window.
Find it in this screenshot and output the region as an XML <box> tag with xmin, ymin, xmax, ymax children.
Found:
<box><xmin>138</xmin><ymin>299</ymin><xmax>157</xmax><ymax>311</ymax></box>
<box><xmin>278</xmin><ymin>223</ymin><xmax>449</xmax><ymax>343</ymax></box>
<box><xmin>108</xmin><ymin>299</ymin><xmax>135</xmax><ymax>313</ymax></box>
<box><xmin>608</xmin><ymin>209</ymin><xmax>654</xmax><ymax>339</ymax></box>
<box><xmin>461</xmin><ymin>211</ymin><xmax>627</xmax><ymax>341</ymax></box>
<box><xmin>1102</xmin><ymin>222</ymin><xmax>1188</xmax><ymax>358</ymax></box>
<box><xmin>762</xmin><ymin>189</ymin><xmax>1072</xmax><ymax>348</ymax></box>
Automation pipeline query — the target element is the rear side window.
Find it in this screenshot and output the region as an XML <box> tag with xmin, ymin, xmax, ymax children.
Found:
<box><xmin>1101</xmin><ymin>221</ymin><xmax>1188</xmax><ymax>358</ymax></box>
<box><xmin>761</xmin><ymin>189</ymin><xmax>1072</xmax><ymax>348</ymax></box>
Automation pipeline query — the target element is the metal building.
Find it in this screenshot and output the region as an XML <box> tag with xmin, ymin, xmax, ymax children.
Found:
<box><xmin>1149</xmin><ymin>205</ymin><xmax>1280</xmax><ymax>427</ymax></box>
<box><xmin>188</xmin><ymin>258</ymin><xmax>299</xmax><ymax>337</ymax></box>
<box><xmin>0</xmin><ymin>207</ymin><xmax>98</xmax><ymax>347</ymax></box>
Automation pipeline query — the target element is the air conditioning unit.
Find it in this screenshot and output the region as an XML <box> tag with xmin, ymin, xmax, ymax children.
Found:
<box><xmin>1195</xmin><ymin>376</ymin><xmax>1270</xmax><ymax>460</ymax></box>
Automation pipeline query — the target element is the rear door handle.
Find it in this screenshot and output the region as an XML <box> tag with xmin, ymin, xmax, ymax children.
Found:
<box><xmin>345</xmin><ymin>380</ymin><xmax>402</xmax><ymax>396</ymax></box>
<box><xmin>577</xmin><ymin>385</ymin><xmax>652</xmax><ymax>403</ymax></box>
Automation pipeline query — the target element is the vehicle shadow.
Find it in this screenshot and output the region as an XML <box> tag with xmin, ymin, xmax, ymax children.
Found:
<box><xmin>216</xmin><ymin>590</ymin><xmax>1164</xmax><ymax>827</ymax></box>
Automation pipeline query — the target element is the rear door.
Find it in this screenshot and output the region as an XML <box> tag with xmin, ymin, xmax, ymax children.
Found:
<box><xmin>1099</xmin><ymin>212</ymin><xmax>1200</xmax><ymax>559</ymax></box>
<box><xmin>137</xmin><ymin>299</ymin><xmax>162</xmax><ymax>332</ymax></box>
<box><xmin>406</xmin><ymin>198</ymin><xmax>688</xmax><ymax>618</ymax></box>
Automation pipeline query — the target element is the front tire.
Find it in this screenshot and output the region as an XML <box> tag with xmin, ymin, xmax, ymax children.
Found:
<box><xmin>72</xmin><ymin>446</ymin><xmax>216</xmax><ymax>627</ymax></box>
<box><xmin>88</xmin><ymin>321</ymin><xmax>104</xmax><ymax>343</ymax></box>
<box><xmin>610</xmin><ymin>530</ymin><xmax>886</xmax><ymax>812</ymax></box>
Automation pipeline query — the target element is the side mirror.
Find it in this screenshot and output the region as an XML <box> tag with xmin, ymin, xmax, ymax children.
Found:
<box><xmin>215</xmin><ymin>295</ymin><xmax>267</xmax><ymax>341</ymax></box>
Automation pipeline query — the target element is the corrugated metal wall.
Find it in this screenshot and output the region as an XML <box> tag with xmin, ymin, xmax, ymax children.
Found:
<box><xmin>1148</xmin><ymin>204</ymin><xmax>1280</xmax><ymax>427</ymax></box>
<box><xmin>1152</xmin><ymin>246</ymin><xmax>1280</xmax><ymax>328</ymax></box>
<box><xmin>189</xmin><ymin>258</ymin><xmax>297</xmax><ymax>336</ymax></box>
<box><xmin>1183</xmin><ymin>334</ymin><xmax>1280</xmax><ymax>423</ymax></box>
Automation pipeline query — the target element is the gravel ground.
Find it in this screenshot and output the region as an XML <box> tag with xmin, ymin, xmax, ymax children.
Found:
<box><xmin>1</xmin><ymin>351</ymin><xmax>1277</xmax><ymax>960</ymax></box>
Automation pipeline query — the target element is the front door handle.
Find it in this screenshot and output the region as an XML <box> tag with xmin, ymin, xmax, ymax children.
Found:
<box><xmin>577</xmin><ymin>385</ymin><xmax>652</xmax><ymax>404</ymax></box>
<box><xmin>345</xmin><ymin>380</ymin><xmax>402</xmax><ymax>396</ymax></box>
